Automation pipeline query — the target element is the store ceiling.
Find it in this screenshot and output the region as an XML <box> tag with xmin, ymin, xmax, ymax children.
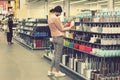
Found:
<box><xmin>0</xmin><ymin>0</ymin><xmax>15</xmax><ymax>1</ymax></box>
<box><xmin>49</xmin><ymin>0</ymin><xmax>120</xmax><ymax>6</ymax></box>
<box><xmin>26</xmin><ymin>0</ymin><xmax>120</xmax><ymax>6</ymax></box>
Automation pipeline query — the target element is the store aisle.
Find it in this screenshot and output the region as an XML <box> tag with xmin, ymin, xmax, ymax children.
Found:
<box><xmin>0</xmin><ymin>32</ymin><xmax>73</xmax><ymax>80</ymax></box>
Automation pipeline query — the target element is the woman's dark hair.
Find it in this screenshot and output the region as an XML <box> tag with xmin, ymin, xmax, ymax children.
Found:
<box><xmin>50</xmin><ymin>9</ymin><xmax>55</xmax><ymax>13</ymax></box>
<box><xmin>54</xmin><ymin>6</ymin><xmax>62</xmax><ymax>13</ymax></box>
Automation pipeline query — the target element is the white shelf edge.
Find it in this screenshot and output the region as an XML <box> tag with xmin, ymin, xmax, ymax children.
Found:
<box><xmin>64</xmin><ymin>46</ymin><xmax>101</xmax><ymax>57</ymax></box>
<box><xmin>33</xmin><ymin>47</ymin><xmax>49</xmax><ymax>50</ymax></box>
<box><xmin>13</xmin><ymin>37</ymin><xmax>33</xmax><ymax>49</ymax></box>
<box><xmin>60</xmin><ymin>63</ymin><xmax>88</xmax><ymax>80</ymax></box>
<box><xmin>14</xmin><ymin>37</ymin><xmax>49</xmax><ymax>50</ymax></box>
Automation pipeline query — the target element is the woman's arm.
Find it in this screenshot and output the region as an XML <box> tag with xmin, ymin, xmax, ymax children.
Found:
<box><xmin>54</xmin><ymin>17</ymin><xmax>72</xmax><ymax>32</ymax></box>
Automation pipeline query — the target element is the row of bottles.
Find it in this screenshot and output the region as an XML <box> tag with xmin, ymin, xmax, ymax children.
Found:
<box><xmin>93</xmin><ymin>15</ymin><xmax>120</xmax><ymax>22</ymax></box>
<box><xmin>62</xmin><ymin>51</ymin><xmax>120</xmax><ymax>80</ymax></box>
<box><xmin>23</xmin><ymin>27</ymin><xmax>33</xmax><ymax>31</ymax></box>
<box><xmin>96</xmin><ymin>11</ymin><xmax>120</xmax><ymax>17</ymax></box>
<box><xmin>76</xmin><ymin>10</ymin><xmax>120</xmax><ymax>22</ymax></box>
<box><xmin>64</xmin><ymin>39</ymin><xmax>120</xmax><ymax>57</ymax></box>
<box><xmin>75</xmin><ymin>24</ymin><xmax>120</xmax><ymax>33</ymax></box>
<box><xmin>65</xmin><ymin>31</ymin><xmax>120</xmax><ymax>45</ymax></box>
<box><xmin>15</xmin><ymin>32</ymin><xmax>49</xmax><ymax>48</ymax></box>
<box><xmin>17</xmin><ymin>24</ymin><xmax>50</xmax><ymax>37</ymax></box>
<box><xmin>62</xmin><ymin>10</ymin><xmax>120</xmax><ymax>80</ymax></box>
<box><xmin>33</xmin><ymin>39</ymin><xmax>49</xmax><ymax>48</ymax></box>
<box><xmin>94</xmin><ymin>11</ymin><xmax>120</xmax><ymax>22</ymax></box>
<box><xmin>16</xmin><ymin>35</ymin><xmax>33</xmax><ymax>47</ymax></box>
<box><xmin>77</xmin><ymin>11</ymin><xmax>92</xmax><ymax>18</ymax></box>
<box><xmin>17</xmin><ymin>29</ymin><xmax>49</xmax><ymax>37</ymax></box>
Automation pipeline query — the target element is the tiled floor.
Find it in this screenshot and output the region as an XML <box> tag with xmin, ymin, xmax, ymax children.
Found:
<box><xmin>0</xmin><ymin>32</ymin><xmax>73</xmax><ymax>80</ymax></box>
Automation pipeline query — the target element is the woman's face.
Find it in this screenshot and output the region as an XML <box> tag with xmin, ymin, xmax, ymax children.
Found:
<box><xmin>55</xmin><ymin>12</ymin><xmax>61</xmax><ymax>16</ymax></box>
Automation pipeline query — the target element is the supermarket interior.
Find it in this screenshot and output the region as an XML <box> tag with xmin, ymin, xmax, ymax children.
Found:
<box><xmin>0</xmin><ymin>0</ymin><xmax>120</xmax><ymax>80</ymax></box>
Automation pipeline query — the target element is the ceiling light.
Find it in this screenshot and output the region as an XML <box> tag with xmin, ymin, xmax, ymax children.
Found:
<box><xmin>100</xmin><ymin>3</ymin><xmax>107</xmax><ymax>5</ymax></box>
<box><xmin>115</xmin><ymin>1</ymin><xmax>120</xmax><ymax>4</ymax></box>
<box><xmin>84</xmin><ymin>0</ymin><xmax>107</xmax><ymax>5</ymax></box>
<box><xmin>70</xmin><ymin>0</ymin><xmax>86</xmax><ymax>5</ymax></box>
<box><xmin>115</xmin><ymin>1</ymin><xmax>120</xmax><ymax>3</ymax></box>
<box><xmin>84</xmin><ymin>2</ymin><xmax>97</xmax><ymax>5</ymax></box>
<box><xmin>97</xmin><ymin>0</ymin><xmax>107</xmax><ymax>3</ymax></box>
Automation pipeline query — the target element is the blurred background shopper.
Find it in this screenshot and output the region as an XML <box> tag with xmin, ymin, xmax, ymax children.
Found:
<box><xmin>2</xmin><ymin>14</ymin><xmax>14</xmax><ymax>45</ymax></box>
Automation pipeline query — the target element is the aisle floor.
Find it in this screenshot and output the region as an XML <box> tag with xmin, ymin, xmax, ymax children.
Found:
<box><xmin>0</xmin><ymin>32</ymin><xmax>73</xmax><ymax>80</ymax></box>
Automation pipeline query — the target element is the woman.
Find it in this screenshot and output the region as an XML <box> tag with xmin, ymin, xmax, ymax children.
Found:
<box><xmin>3</xmin><ymin>14</ymin><xmax>14</xmax><ymax>45</ymax></box>
<box><xmin>48</xmin><ymin>6</ymin><xmax>72</xmax><ymax>77</ymax></box>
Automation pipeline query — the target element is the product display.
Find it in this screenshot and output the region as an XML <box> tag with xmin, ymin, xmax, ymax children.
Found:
<box><xmin>61</xmin><ymin>49</ymin><xmax>120</xmax><ymax>80</ymax></box>
<box><xmin>41</xmin><ymin>9</ymin><xmax>120</xmax><ymax>80</ymax></box>
<box><xmin>14</xmin><ymin>19</ymin><xmax>50</xmax><ymax>49</ymax></box>
<box><xmin>62</xmin><ymin>10</ymin><xmax>120</xmax><ymax>80</ymax></box>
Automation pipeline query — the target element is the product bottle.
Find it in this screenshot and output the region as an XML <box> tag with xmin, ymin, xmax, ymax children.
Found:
<box><xmin>69</xmin><ymin>54</ymin><xmax>74</xmax><ymax>70</ymax></box>
<box><xmin>74</xmin><ymin>54</ymin><xmax>78</xmax><ymax>72</ymax></box>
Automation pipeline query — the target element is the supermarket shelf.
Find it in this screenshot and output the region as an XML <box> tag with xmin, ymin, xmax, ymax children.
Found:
<box><xmin>43</xmin><ymin>54</ymin><xmax>52</xmax><ymax>61</ymax></box>
<box><xmin>64</xmin><ymin>46</ymin><xmax>101</xmax><ymax>57</ymax></box>
<box><xmin>18</xmin><ymin>32</ymin><xmax>33</xmax><ymax>37</ymax></box>
<box><xmin>75</xmin><ymin>22</ymin><xmax>120</xmax><ymax>24</ymax></box>
<box><xmin>24</xmin><ymin>25</ymin><xmax>35</xmax><ymax>27</ymax></box>
<box><xmin>24</xmin><ymin>24</ymin><xmax>48</xmax><ymax>28</ymax></box>
<box><xmin>25</xmin><ymin>21</ymin><xmax>37</xmax><ymax>23</ymax></box>
<box><xmin>43</xmin><ymin>55</ymin><xmax>87</xmax><ymax>80</ymax></box>
<box><xmin>12</xmin><ymin>28</ymin><xmax>17</xmax><ymax>30</ymax></box>
<box><xmin>18</xmin><ymin>32</ymin><xmax>48</xmax><ymax>38</ymax></box>
<box><xmin>14</xmin><ymin>37</ymin><xmax>48</xmax><ymax>50</ymax></box>
<box><xmin>64</xmin><ymin>37</ymin><xmax>120</xmax><ymax>47</ymax></box>
<box><xmin>36</xmin><ymin>24</ymin><xmax>49</xmax><ymax>27</ymax></box>
<box><xmin>70</xmin><ymin>29</ymin><xmax>120</xmax><ymax>35</ymax></box>
<box><xmin>60</xmin><ymin>64</ymin><xmax>87</xmax><ymax>80</ymax></box>
<box><xmin>64</xmin><ymin>46</ymin><xmax>120</xmax><ymax>58</ymax></box>
<box><xmin>23</xmin><ymin>28</ymin><xmax>33</xmax><ymax>31</ymax></box>
<box><xmin>83</xmin><ymin>22</ymin><xmax>120</xmax><ymax>24</ymax></box>
<box><xmin>14</xmin><ymin>37</ymin><xmax>33</xmax><ymax>49</ymax></box>
<box><xmin>18</xmin><ymin>28</ymin><xmax>33</xmax><ymax>31</ymax></box>
<box><xmin>33</xmin><ymin>47</ymin><xmax>49</xmax><ymax>50</ymax></box>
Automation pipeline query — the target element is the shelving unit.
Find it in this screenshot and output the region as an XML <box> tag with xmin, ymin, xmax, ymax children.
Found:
<box><xmin>75</xmin><ymin>22</ymin><xmax>120</xmax><ymax>24</ymax></box>
<box><xmin>63</xmin><ymin>46</ymin><xmax>101</xmax><ymax>57</ymax></box>
<box><xmin>70</xmin><ymin>29</ymin><xmax>120</xmax><ymax>35</ymax></box>
<box><xmin>62</xmin><ymin>11</ymin><xmax>120</xmax><ymax>80</ymax></box>
<box><xmin>43</xmin><ymin>11</ymin><xmax>120</xmax><ymax>80</ymax></box>
<box><xmin>14</xmin><ymin>19</ymin><xmax>51</xmax><ymax>50</ymax></box>
<box><xmin>14</xmin><ymin>37</ymin><xmax>33</xmax><ymax>49</ymax></box>
<box><xmin>43</xmin><ymin>54</ymin><xmax>87</xmax><ymax>80</ymax></box>
<box><xmin>64</xmin><ymin>37</ymin><xmax>120</xmax><ymax>47</ymax></box>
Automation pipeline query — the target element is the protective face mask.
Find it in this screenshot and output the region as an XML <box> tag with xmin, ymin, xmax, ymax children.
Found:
<box><xmin>56</xmin><ymin>13</ymin><xmax>61</xmax><ymax>17</ymax></box>
<box><xmin>56</xmin><ymin>14</ymin><xmax>60</xmax><ymax>16</ymax></box>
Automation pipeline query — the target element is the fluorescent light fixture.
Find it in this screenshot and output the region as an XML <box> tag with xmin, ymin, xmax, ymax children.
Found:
<box><xmin>70</xmin><ymin>0</ymin><xmax>86</xmax><ymax>4</ymax></box>
<box><xmin>84</xmin><ymin>0</ymin><xmax>107</xmax><ymax>5</ymax></box>
<box><xmin>85</xmin><ymin>1</ymin><xmax>101</xmax><ymax>5</ymax></box>
<box><xmin>115</xmin><ymin>2</ymin><xmax>120</xmax><ymax>4</ymax></box>
<box><xmin>115</xmin><ymin>1</ymin><xmax>120</xmax><ymax>3</ymax></box>
<box><xmin>51</xmin><ymin>0</ymin><xmax>64</xmax><ymax>4</ymax></box>
<box><xmin>115</xmin><ymin>4</ymin><xmax>120</xmax><ymax>6</ymax></box>
<box><xmin>100</xmin><ymin>3</ymin><xmax>107</xmax><ymax>5</ymax></box>
<box><xmin>97</xmin><ymin>0</ymin><xmax>107</xmax><ymax>3</ymax></box>
<box><xmin>115</xmin><ymin>3</ymin><xmax>120</xmax><ymax>5</ymax></box>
